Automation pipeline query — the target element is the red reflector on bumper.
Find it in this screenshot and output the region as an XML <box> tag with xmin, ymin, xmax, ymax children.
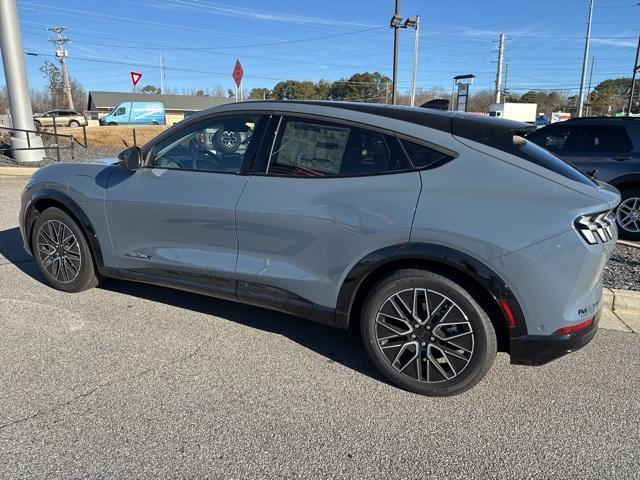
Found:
<box><xmin>554</xmin><ymin>317</ymin><xmax>594</xmax><ymax>335</ymax></box>
<box><xmin>499</xmin><ymin>299</ymin><xmax>517</xmax><ymax>328</ymax></box>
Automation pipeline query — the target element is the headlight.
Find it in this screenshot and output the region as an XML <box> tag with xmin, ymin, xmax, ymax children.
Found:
<box><xmin>575</xmin><ymin>211</ymin><xmax>616</xmax><ymax>245</ymax></box>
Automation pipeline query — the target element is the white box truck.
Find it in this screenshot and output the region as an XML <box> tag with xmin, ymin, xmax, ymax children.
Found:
<box><xmin>488</xmin><ymin>103</ymin><xmax>537</xmax><ymax>123</ymax></box>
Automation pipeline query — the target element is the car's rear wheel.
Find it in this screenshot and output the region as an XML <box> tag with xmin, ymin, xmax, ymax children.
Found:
<box><xmin>616</xmin><ymin>189</ymin><xmax>640</xmax><ymax>241</ymax></box>
<box><xmin>33</xmin><ymin>120</ymin><xmax>41</xmax><ymax>130</ymax></box>
<box><xmin>31</xmin><ymin>207</ymin><xmax>99</xmax><ymax>292</ymax></box>
<box><xmin>361</xmin><ymin>269</ymin><xmax>496</xmax><ymax>396</ymax></box>
<box><xmin>68</xmin><ymin>120</ymin><xmax>80</xmax><ymax>128</ymax></box>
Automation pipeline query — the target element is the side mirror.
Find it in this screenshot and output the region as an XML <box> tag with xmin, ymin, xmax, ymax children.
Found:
<box><xmin>118</xmin><ymin>146</ymin><xmax>142</xmax><ymax>170</ymax></box>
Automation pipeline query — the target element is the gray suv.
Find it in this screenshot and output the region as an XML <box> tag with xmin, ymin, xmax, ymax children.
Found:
<box><xmin>527</xmin><ymin>117</ymin><xmax>640</xmax><ymax>240</ymax></box>
<box><xmin>19</xmin><ymin>101</ymin><xmax>619</xmax><ymax>396</ymax></box>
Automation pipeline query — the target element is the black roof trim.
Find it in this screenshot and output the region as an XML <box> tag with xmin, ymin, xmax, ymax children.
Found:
<box><xmin>277</xmin><ymin>100</ymin><xmax>535</xmax><ymax>150</ymax></box>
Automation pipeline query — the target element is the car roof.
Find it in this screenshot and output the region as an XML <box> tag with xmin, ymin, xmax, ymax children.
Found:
<box><xmin>193</xmin><ymin>100</ymin><xmax>536</xmax><ymax>151</ymax></box>
<box><xmin>565</xmin><ymin>116</ymin><xmax>639</xmax><ymax>124</ymax></box>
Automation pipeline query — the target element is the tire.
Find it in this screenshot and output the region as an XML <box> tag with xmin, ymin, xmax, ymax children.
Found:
<box><xmin>615</xmin><ymin>188</ymin><xmax>640</xmax><ymax>241</ymax></box>
<box><xmin>33</xmin><ymin>120</ymin><xmax>41</xmax><ymax>130</ymax></box>
<box><xmin>150</xmin><ymin>121</ymin><xmax>159</xmax><ymax>125</ymax></box>
<box><xmin>31</xmin><ymin>207</ymin><xmax>99</xmax><ymax>293</ymax></box>
<box><xmin>108</xmin><ymin>122</ymin><xmax>117</xmax><ymax>126</ymax></box>
<box><xmin>68</xmin><ymin>120</ymin><xmax>80</xmax><ymax>128</ymax></box>
<box><xmin>361</xmin><ymin>269</ymin><xmax>496</xmax><ymax>396</ymax></box>
<box><xmin>213</xmin><ymin>129</ymin><xmax>240</xmax><ymax>153</ymax></box>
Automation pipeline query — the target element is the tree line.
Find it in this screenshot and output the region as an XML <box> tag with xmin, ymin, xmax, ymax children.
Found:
<box><xmin>0</xmin><ymin>63</ymin><xmax>636</xmax><ymax>117</ymax></box>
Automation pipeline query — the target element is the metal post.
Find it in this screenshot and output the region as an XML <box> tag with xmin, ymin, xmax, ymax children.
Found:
<box><xmin>132</xmin><ymin>128</ymin><xmax>137</xmax><ymax>147</ymax></box>
<box><xmin>391</xmin><ymin>0</ymin><xmax>400</xmax><ymax>105</ymax></box>
<box><xmin>0</xmin><ymin>0</ymin><xmax>45</xmax><ymax>162</ymax></box>
<box><xmin>82</xmin><ymin>124</ymin><xmax>87</xmax><ymax>147</ymax></box>
<box><xmin>495</xmin><ymin>33</ymin><xmax>505</xmax><ymax>104</ymax></box>
<box><xmin>578</xmin><ymin>0</ymin><xmax>594</xmax><ymax>117</ymax></box>
<box><xmin>410</xmin><ymin>15</ymin><xmax>420</xmax><ymax>107</ymax></box>
<box><xmin>627</xmin><ymin>37</ymin><xmax>640</xmax><ymax>117</ymax></box>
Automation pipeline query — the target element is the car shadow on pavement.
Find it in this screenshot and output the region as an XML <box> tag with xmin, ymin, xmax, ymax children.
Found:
<box><xmin>0</xmin><ymin>226</ymin><xmax>381</xmax><ymax>383</ymax></box>
<box><xmin>98</xmin><ymin>277</ymin><xmax>382</xmax><ymax>383</ymax></box>
<box><xmin>0</xmin><ymin>227</ymin><xmax>40</xmax><ymax>276</ymax></box>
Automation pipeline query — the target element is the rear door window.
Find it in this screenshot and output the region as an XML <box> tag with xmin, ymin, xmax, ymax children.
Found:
<box><xmin>578</xmin><ymin>125</ymin><xmax>633</xmax><ymax>153</ymax></box>
<box><xmin>267</xmin><ymin>117</ymin><xmax>410</xmax><ymax>177</ymax></box>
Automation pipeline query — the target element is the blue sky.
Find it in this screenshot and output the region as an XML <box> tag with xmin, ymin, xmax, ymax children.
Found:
<box><xmin>7</xmin><ymin>0</ymin><xmax>640</xmax><ymax>97</ymax></box>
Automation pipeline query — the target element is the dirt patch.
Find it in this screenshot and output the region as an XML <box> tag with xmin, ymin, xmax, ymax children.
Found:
<box><xmin>48</xmin><ymin>125</ymin><xmax>168</xmax><ymax>148</ymax></box>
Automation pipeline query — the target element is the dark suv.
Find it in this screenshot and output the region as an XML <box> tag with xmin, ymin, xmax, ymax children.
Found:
<box><xmin>527</xmin><ymin>117</ymin><xmax>640</xmax><ymax>240</ymax></box>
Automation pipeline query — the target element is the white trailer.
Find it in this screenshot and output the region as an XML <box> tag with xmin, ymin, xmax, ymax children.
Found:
<box><xmin>488</xmin><ymin>103</ymin><xmax>537</xmax><ymax>123</ymax></box>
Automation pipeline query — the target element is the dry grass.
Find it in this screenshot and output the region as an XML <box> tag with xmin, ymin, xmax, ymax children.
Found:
<box><xmin>52</xmin><ymin>125</ymin><xmax>169</xmax><ymax>147</ymax></box>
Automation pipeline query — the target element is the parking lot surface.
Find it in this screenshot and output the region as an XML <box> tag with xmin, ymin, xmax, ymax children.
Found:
<box><xmin>1</xmin><ymin>176</ymin><xmax>639</xmax><ymax>479</ymax></box>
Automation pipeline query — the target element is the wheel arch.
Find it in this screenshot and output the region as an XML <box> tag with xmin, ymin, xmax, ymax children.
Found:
<box><xmin>25</xmin><ymin>189</ymin><xmax>104</xmax><ymax>268</ymax></box>
<box><xmin>335</xmin><ymin>243</ymin><xmax>528</xmax><ymax>351</ymax></box>
<box><xmin>606</xmin><ymin>174</ymin><xmax>640</xmax><ymax>193</ymax></box>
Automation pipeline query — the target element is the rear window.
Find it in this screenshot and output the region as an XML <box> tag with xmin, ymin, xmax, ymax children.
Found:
<box><xmin>513</xmin><ymin>136</ymin><xmax>595</xmax><ymax>186</ymax></box>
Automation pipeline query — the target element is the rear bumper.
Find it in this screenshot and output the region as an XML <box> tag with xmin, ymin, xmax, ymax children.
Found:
<box><xmin>509</xmin><ymin>309</ymin><xmax>600</xmax><ymax>366</ymax></box>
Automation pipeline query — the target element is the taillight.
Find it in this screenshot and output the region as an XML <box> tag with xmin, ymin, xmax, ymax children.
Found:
<box><xmin>575</xmin><ymin>210</ymin><xmax>615</xmax><ymax>245</ymax></box>
<box><xmin>554</xmin><ymin>317</ymin><xmax>593</xmax><ymax>335</ymax></box>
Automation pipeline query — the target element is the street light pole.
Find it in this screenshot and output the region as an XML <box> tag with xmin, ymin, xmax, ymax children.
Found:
<box><xmin>391</xmin><ymin>0</ymin><xmax>401</xmax><ymax>105</ymax></box>
<box><xmin>627</xmin><ymin>36</ymin><xmax>640</xmax><ymax>117</ymax></box>
<box><xmin>410</xmin><ymin>15</ymin><xmax>420</xmax><ymax>107</ymax></box>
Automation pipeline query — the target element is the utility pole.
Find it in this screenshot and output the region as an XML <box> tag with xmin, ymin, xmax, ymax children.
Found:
<box><xmin>160</xmin><ymin>52</ymin><xmax>165</xmax><ymax>94</ymax></box>
<box><xmin>586</xmin><ymin>55</ymin><xmax>595</xmax><ymax>116</ymax></box>
<box><xmin>627</xmin><ymin>36</ymin><xmax>640</xmax><ymax>117</ymax></box>
<box><xmin>0</xmin><ymin>0</ymin><xmax>45</xmax><ymax>162</ymax></box>
<box><xmin>577</xmin><ymin>0</ymin><xmax>594</xmax><ymax>117</ymax></box>
<box><xmin>494</xmin><ymin>33</ymin><xmax>506</xmax><ymax>104</ymax></box>
<box><xmin>503</xmin><ymin>62</ymin><xmax>509</xmax><ymax>102</ymax></box>
<box><xmin>48</xmin><ymin>26</ymin><xmax>74</xmax><ymax>110</ymax></box>
<box><xmin>410</xmin><ymin>15</ymin><xmax>420</xmax><ymax>107</ymax></box>
<box><xmin>390</xmin><ymin>0</ymin><xmax>401</xmax><ymax>105</ymax></box>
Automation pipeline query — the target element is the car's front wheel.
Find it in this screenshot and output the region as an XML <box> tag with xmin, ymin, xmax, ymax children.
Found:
<box><xmin>31</xmin><ymin>207</ymin><xmax>99</xmax><ymax>292</ymax></box>
<box><xmin>68</xmin><ymin>120</ymin><xmax>80</xmax><ymax>128</ymax></box>
<box><xmin>361</xmin><ymin>269</ymin><xmax>496</xmax><ymax>396</ymax></box>
<box><xmin>616</xmin><ymin>188</ymin><xmax>640</xmax><ymax>241</ymax></box>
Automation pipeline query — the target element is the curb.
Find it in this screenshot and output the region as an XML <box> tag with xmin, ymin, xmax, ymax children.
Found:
<box><xmin>602</xmin><ymin>288</ymin><xmax>639</xmax><ymax>334</ymax></box>
<box><xmin>0</xmin><ymin>166</ymin><xmax>38</xmax><ymax>176</ymax></box>
<box><xmin>618</xmin><ymin>239</ymin><xmax>640</xmax><ymax>249</ymax></box>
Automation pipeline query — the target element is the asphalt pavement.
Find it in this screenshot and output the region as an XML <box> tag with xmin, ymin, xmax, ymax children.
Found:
<box><xmin>1</xmin><ymin>176</ymin><xmax>639</xmax><ymax>479</ymax></box>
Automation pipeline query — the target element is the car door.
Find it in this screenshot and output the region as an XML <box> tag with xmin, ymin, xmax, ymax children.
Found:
<box><xmin>104</xmin><ymin>112</ymin><xmax>267</xmax><ymax>298</ymax></box>
<box><xmin>234</xmin><ymin>115</ymin><xmax>422</xmax><ymax>314</ymax></box>
<box><xmin>529</xmin><ymin>123</ymin><xmax>638</xmax><ymax>183</ymax></box>
<box><xmin>566</xmin><ymin>124</ymin><xmax>639</xmax><ymax>183</ymax></box>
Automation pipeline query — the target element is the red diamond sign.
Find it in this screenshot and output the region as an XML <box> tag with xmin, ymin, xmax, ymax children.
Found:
<box><xmin>232</xmin><ymin>60</ymin><xmax>243</xmax><ymax>87</ymax></box>
<box><xmin>130</xmin><ymin>71</ymin><xmax>142</xmax><ymax>87</ymax></box>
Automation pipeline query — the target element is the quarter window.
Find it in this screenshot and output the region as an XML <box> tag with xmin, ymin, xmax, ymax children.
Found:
<box><xmin>148</xmin><ymin>114</ymin><xmax>264</xmax><ymax>173</ymax></box>
<box><xmin>267</xmin><ymin>117</ymin><xmax>409</xmax><ymax>177</ymax></box>
<box><xmin>400</xmin><ymin>139</ymin><xmax>452</xmax><ymax>168</ymax></box>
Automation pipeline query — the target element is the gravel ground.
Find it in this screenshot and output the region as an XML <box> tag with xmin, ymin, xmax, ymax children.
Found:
<box><xmin>604</xmin><ymin>243</ymin><xmax>640</xmax><ymax>291</ymax></box>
